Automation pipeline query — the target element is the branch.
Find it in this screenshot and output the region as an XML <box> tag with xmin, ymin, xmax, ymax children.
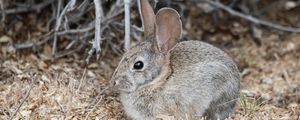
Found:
<box><xmin>124</xmin><ymin>0</ymin><xmax>131</xmax><ymax>51</ymax></box>
<box><xmin>53</xmin><ymin>0</ymin><xmax>77</xmax><ymax>59</ymax></box>
<box><xmin>0</xmin><ymin>0</ymin><xmax>55</xmax><ymax>14</ymax></box>
<box><xmin>14</xmin><ymin>31</ymin><xmax>54</xmax><ymax>49</ymax></box>
<box><xmin>0</xmin><ymin>0</ymin><xmax>5</xmax><ymax>21</ymax></box>
<box><xmin>86</xmin><ymin>0</ymin><xmax>103</xmax><ymax>64</ymax></box>
<box><xmin>57</xmin><ymin>21</ymin><xmax>95</xmax><ymax>35</ymax></box>
<box><xmin>202</xmin><ymin>0</ymin><xmax>300</xmax><ymax>33</ymax></box>
<box><xmin>52</xmin><ymin>0</ymin><xmax>63</xmax><ymax>60</ymax></box>
<box><xmin>14</xmin><ymin>1</ymin><xmax>125</xmax><ymax>51</ymax></box>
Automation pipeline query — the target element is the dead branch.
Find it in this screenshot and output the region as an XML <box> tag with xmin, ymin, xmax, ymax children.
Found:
<box><xmin>55</xmin><ymin>44</ymin><xmax>84</xmax><ymax>58</ymax></box>
<box><xmin>10</xmin><ymin>0</ymin><xmax>135</xmax><ymax>62</ymax></box>
<box><xmin>0</xmin><ymin>0</ymin><xmax>55</xmax><ymax>14</ymax></box>
<box><xmin>0</xmin><ymin>0</ymin><xmax>5</xmax><ymax>21</ymax></box>
<box><xmin>57</xmin><ymin>21</ymin><xmax>95</xmax><ymax>35</ymax></box>
<box><xmin>202</xmin><ymin>0</ymin><xmax>300</xmax><ymax>33</ymax></box>
<box><xmin>13</xmin><ymin>31</ymin><xmax>54</xmax><ymax>49</ymax></box>
<box><xmin>124</xmin><ymin>0</ymin><xmax>131</xmax><ymax>51</ymax></box>
<box><xmin>53</xmin><ymin>0</ymin><xmax>77</xmax><ymax>59</ymax></box>
<box><xmin>55</xmin><ymin>0</ymin><xmax>76</xmax><ymax>21</ymax></box>
<box><xmin>52</xmin><ymin>0</ymin><xmax>63</xmax><ymax>59</ymax></box>
<box><xmin>86</xmin><ymin>0</ymin><xmax>103</xmax><ymax>64</ymax></box>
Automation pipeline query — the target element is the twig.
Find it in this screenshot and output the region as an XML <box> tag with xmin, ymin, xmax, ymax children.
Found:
<box><xmin>55</xmin><ymin>0</ymin><xmax>77</xmax><ymax>31</ymax></box>
<box><xmin>64</xmin><ymin>31</ymin><xmax>94</xmax><ymax>43</ymax></box>
<box><xmin>76</xmin><ymin>68</ymin><xmax>87</xmax><ymax>94</ymax></box>
<box><xmin>0</xmin><ymin>0</ymin><xmax>5</xmax><ymax>21</ymax></box>
<box><xmin>124</xmin><ymin>0</ymin><xmax>131</xmax><ymax>51</ymax></box>
<box><xmin>0</xmin><ymin>0</ymin><xmax>55</xmax><ymax>14</ymax></box>
<box><xmin>57</xmin><ymin>21</ymin><xmax>95</xmax><ymax>35</ymax></box>
<box><xmin>52</xmin><ymin>0</ymin><xmax>63</xmax><ymax>60</ymax></box>
<box><xmin>202</xmin><ymin>0</ymin><xmax>300</xmax><ymax>33</ymax></box>
<box><xmin>85</xmin><ymin>96</ymin><xmax>103</xmax><ymax>120</ymax></box>
<box><xmin>84</xmin><ymin>86</ymin><xmax>110</xmax><ymax>120</ymax></box>
<box><xmin>55</xmin><ymin>99</ymin><xmax>66</xmax><ymax>118</ymax></box>
<box><xmin>53</xmin><ymin>0</ymin><xmax>77</xmax><ymax>59</ymax></box>
<box><xmin>12</xmin><ymin>0</ymin><xmax>129</xmax><ymax>60</ymax></box>
<box><xmin>58</xmin><ymin>5</ymin><xmax>127</xmax><ymax>36</ymax></box>
<box><xmin>0</xmin><ymin>107</ymin><xmax>10</xmax><ymax>119</ymax></box>
<box><xmin>14</xmin><ymin>31</ymin><xmax>54</xmax><ymax>49</ymax></box>
<box><xmin>86</xmin><ymin>0</ymin><xmax>103</xmax><ymax>63</ymax></box>
<box><xmin>54</xmin><ymin>44</ymin><xmax>84</xmax><ymax>58</ymax></box>
<box><xmin>65</xmin><ymin>40</ymin><xmax>77</xmax><ymax>50</ymax></box>
<box><xmin>9</xmin><ymin>76</ymin><xmax>36</xmax><ymax>120</ymax></box>
<box><xmin>108</xmin><ymin>38</ymin><xmax>124</xmax><ymax>56</ymax></box>
<box><xmin>106</xmin><ymin>0</ymin><xmax>123</xmax><ymax>16</ymax></box>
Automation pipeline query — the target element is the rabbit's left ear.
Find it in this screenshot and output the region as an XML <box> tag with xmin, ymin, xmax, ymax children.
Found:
<box><xmin>155</xmin><ymin>8</ymin><xmax>182</xmax><ymax>54</ymax></box>
<box><xmin>138</xmin><ymin>0</ymin><xmax>155</xmax><ymax>37</ymax></box>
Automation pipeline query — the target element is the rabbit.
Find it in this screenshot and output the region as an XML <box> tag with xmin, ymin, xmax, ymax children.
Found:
<box><xmin>111</xmin><ymin>0</ymin><xmax>240</xmax><ymax>119</ymax></box>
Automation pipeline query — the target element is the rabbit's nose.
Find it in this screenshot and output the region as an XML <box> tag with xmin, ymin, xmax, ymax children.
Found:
<box><xmin>113</xmin><ymin>76</ymin><xmax>129</xmax><ymax>87</ymax></box>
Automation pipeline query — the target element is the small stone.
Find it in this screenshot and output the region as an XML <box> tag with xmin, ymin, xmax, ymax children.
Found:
<box><xmin>261</xmin><ymin>93</ymin><xmax>271</xmax><ymax>101</ymax></box>
<box><xmin>0</xmin><ymin>35</ymin><xmax>12</xmax><ymax>43</ymax></box>
<box><xmin>88</xmin><ymin>63</ymin><xmax>98</xmax><ymax>69</ymax></box>
<box><xmin>197</xmin><ymin>3</ymin><xmax>215</xmax><ymax>13</ymax></box>
<box><xmin>262</xmin><ymin>77</ymin><xmax>273</xmax><ymax>84</ymax></box>
<box><xmin>288</xmin><ymin>102</ymin><xmax>298</xmax><ymax>108</ymax></box>
<box><xmin>285</xmin><ymin>1</ymin><xmax>297</xmax><ymax>10</ymax></box>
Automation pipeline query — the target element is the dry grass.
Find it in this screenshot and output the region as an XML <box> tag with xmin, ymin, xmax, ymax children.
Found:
<box><xmin>0</xmin><ymin>54</ymin><xmax>125</xmax><ymax>119</ymax></box>
<box><xmin>230</xmin><ymin>33</ymin><xmax>300</xmax><ymax>120</ymax></box>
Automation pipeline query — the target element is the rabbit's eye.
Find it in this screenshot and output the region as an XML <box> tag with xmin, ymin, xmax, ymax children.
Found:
<box><xmin>133</xmin><ymin>61</ymin><xmax>144</xmax><ymax>70</ymax></box>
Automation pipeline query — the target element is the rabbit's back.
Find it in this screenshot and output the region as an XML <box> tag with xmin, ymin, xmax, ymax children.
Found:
<box><xmin>162</xmin><ymin>40</ymin><xmax>240</xmax><ymax>119</ymax></box>
<box><xmin>170</xmin><ymin>41</ymin><xmax>238</xmax><ymax>73</ymax></box>
<box><xmin>170</xmin><ymin>40</ymin><xmax>240</xmax><ymax>85</ymax></box>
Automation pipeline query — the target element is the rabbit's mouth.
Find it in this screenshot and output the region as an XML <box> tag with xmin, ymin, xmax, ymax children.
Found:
<box><xmin>114</xmin><ymin>79</ymin><xmax>137</xmax><ymax>92</ymax></box>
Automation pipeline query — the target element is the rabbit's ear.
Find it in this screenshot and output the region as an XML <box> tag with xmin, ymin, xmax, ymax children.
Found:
<box><xmin>138</xmin><ymin>0</ymin><xmax>155</xmax><ymax>37</ymax></box>
<box><xmin>155</xmin><ymin>8</ymin><xmax>182</xmax><ymax>54</ymax></box>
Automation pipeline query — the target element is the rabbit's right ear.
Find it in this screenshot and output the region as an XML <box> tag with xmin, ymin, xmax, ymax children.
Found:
<box><xmin>138</xmin><ymin>0</ymin><xmax>155</xmax><ymax>37</ymax></box>
<box><xmin>155</xmin><ymin>8</ymin><xmax>182</xmax><ymax>54</ymax></box>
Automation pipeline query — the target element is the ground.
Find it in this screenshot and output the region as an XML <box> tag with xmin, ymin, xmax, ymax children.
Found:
<box><xmin>1</xmin><ymin>30</ymin><xmax>299</xmax><ymax>120</ymax></box>
<box><xmin>0</xmin><ymin>1</ymin><xmax>300</xmax><ymax>120</ymax></box>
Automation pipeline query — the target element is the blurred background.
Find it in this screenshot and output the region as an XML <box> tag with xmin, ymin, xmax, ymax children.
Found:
<box><xmin>0</xmin><ymin>0</ymin><xmax>299</xmax><ymax>119</ymax></box>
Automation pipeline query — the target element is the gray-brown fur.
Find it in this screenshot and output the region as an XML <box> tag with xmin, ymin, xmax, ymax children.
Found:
<box><xmin>111</xmin><ymin>0</ymin><xmax>240</xmax><ymax>119</ymax></box>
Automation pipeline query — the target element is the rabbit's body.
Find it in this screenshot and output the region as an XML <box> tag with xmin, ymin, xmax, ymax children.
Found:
<box><xmin>112</xmin><ymin>0</ymin><xmax>240</xmax><ymax>119</ymax></box>
<box><xmin>119</xmin><ymin>41</ymin><xmax>240</xmax><ymax>119</ymax></box>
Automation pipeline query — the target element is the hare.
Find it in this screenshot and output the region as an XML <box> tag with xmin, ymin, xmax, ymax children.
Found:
<box><xmin>111</xmin><ymin>0</ymin><xmax>240</xmax><ymax>119</ymax></box>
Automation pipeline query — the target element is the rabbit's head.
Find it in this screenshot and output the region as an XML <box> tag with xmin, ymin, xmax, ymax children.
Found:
<box><xmin>111</xmin><ymin>0</ymin><xmax>182</xmax><ymax>92</ymax></box>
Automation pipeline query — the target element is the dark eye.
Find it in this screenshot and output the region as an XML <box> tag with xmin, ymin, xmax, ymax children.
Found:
<box><xmin>133</xmin><ymin>61</ymin><xmax>144</xmax><ymax>70</ymax></box>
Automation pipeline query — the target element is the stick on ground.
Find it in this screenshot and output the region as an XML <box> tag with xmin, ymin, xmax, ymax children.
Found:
<box><xmin>202</xmin><ymin>0</ymin><xmax>300</xmax><ymax>33</ymax></box>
